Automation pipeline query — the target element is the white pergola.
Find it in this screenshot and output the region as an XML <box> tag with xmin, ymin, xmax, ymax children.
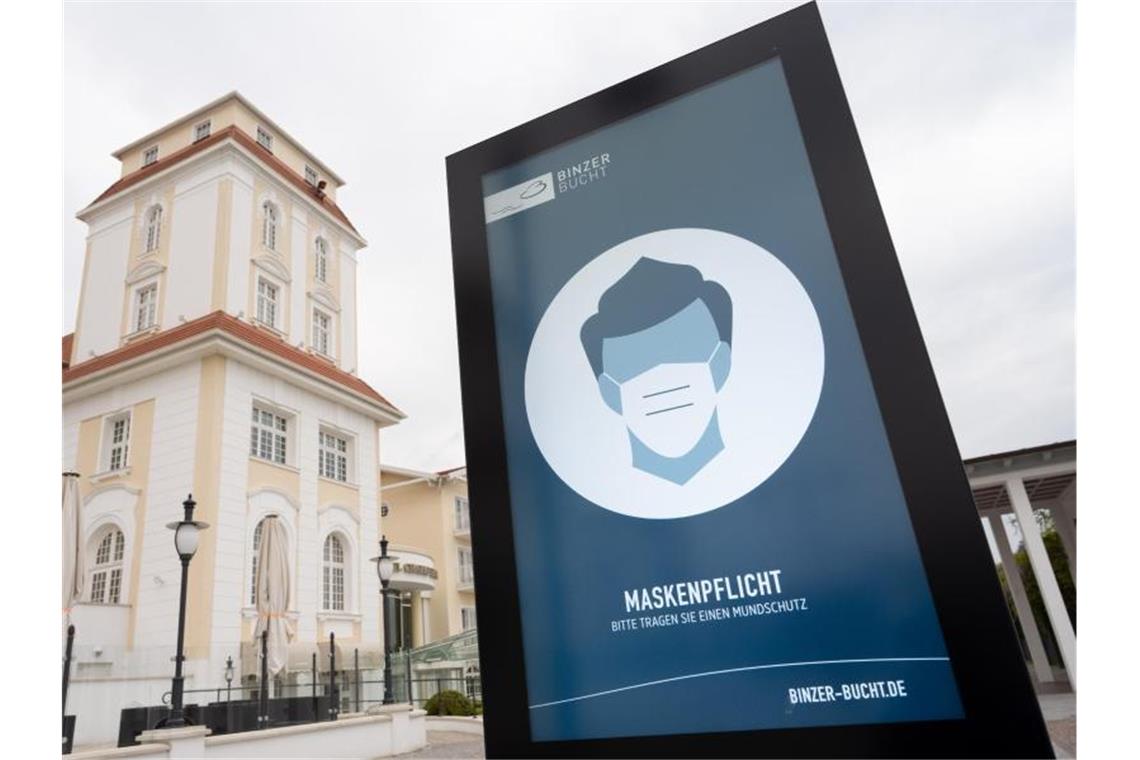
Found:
<box><xmin>966</xmin><ymin>441</ymin><xmax>1076</xmax><ymax>692</ymax></box>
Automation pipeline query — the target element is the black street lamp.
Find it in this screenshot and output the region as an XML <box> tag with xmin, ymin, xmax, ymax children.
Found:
<box><xmin>161</xmin><ymin>494</ymin><xmax>209</xmax><ymax>728</ymax></box>
<box><xmin>372</xmin><ymin>536</ymin><xmax>395</xmax><ymax>705</ymax></box>
<box><xmin>224</xmin><ymin>656</ymin><xmax>234</xmax><ymax>702</ymax></box>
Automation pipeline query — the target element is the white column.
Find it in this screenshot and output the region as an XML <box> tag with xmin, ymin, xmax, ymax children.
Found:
<box><xmin>1006</xmin><ymin>477</ymin><xmax>1077</xmax><ymax>688</ymax></box>
<box><xmin>1051</xmin><ymin>483</ymin><xmax>1077</xmax><ymax>584</ymax></box>
<box><xmin>420</xmin><ymin>592</ymin><xmax>432</xmax><ymax>645</ymax></box>
<box><xmin>987</xmin><ymin>513</ymin><xmax>1054</xmax><ymax>684</ymax></box>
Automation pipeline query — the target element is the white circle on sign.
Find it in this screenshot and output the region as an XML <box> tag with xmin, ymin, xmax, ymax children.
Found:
<box><xmin>524</xmin><ymin>228</ymin><xmax>825</xmax><ymax>519</ymax></box>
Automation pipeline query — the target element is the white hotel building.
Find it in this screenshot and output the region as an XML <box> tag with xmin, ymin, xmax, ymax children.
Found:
<box><xmin>62</xmin><ymin>93</ymin><xmax>409</xmax><ymax>746</ymax></box>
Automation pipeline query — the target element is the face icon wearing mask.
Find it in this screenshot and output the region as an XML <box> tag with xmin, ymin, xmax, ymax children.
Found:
<box><xmin>580</xmin><ymin>258</ymin><xmax>733</xmax><ymax>485</ymax></box>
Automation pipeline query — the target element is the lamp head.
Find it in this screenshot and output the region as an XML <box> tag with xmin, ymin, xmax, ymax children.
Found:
<box><xmin>174</xmin><ymin>521</ymin><xmax>200</xmax><ymax>559</ymax></box>
<box><xmin>374</xmin><ymin>535</ymin><xmax>395</xmax><ymax>586</ymax></box>
<box><xmin>166</xmin><ymin>493</ymin><xmax>209</xmax><ymax>560</ymax></box>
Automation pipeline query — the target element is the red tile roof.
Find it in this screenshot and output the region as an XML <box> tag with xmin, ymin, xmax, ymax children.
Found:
<box><xmin>62</xmin><ymin>333</ymin><xmax>74</xmax><ymax>370</ymax></box>
<box><xmin>62</xmin><ymin>311</ymin><xmax>400</xmax><ymax>415</ymax></box>
<box><xmin>84</xmin><ymin>125</ymin><xmax>361</xmax><ymax>236</ymax></box>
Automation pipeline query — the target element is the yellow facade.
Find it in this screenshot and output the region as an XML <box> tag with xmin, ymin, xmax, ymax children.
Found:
<box><xmin>73</xmin><ymin>399</ymin><xmax>156</xmax><ymax>650</ymax></box>
<box><xmin>379</xmin><ymin>468</ymin><xmax>473</xmax><ymax>645</ymax></box>
<box><xmin>64</xmin><ymin>90</ymin><xmax>399</xmax><ymax>749</ymax></box>
<box><xmin>186</xmin><ymin>355</ymin><xmax>227</xmax><ymax>658</ymax></box>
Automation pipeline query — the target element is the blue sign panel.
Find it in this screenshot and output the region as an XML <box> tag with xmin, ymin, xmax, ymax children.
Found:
<box><xmin>479</xmin><ymin>58</ymin><xmax>964</xmax><ymax>742</ymax></box>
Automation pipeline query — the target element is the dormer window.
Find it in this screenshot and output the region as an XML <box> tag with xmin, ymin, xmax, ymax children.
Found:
<box><xmin>194</xmin><ymin>119</ymin><xmax>211</xmax><ymax>142</ymax></box>
<box><xmin>143</xmin><ymin>204</ymin><xmax>162</xmax><ymax>253</ymax></box>
<box><xmin>257</xmin><ymin>126</ymin><xmax>273</xmax><ymax>152</ymax></box>
<box><xmin>143</xmin><ymin>146</ymin><xmax>158</xmax><ymax>167</ymax></box>
<box><xmin>314</xmin><ymin>237</ymin><xmax>328</xmax><ymax>283</ymax></box>
<box><xmin>305</xmin><ymin>165</ymin><xmax>318</xmax><ymax>186</ymax></box>
<box><xmin>261</xmin><ymin>201</ymin><xmax>278</xmax><ymax>251</ymax></box>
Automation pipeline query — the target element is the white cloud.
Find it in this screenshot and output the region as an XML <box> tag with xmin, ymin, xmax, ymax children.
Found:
<box><xmin>63</xmin><ymin>1</ymin><xmax>1073</xmax><ymax>469</ymax></box>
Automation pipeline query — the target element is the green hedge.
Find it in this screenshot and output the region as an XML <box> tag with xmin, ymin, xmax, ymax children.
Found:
<box><xmin>424</xmin><ymin>689</ymin><xmax>476</xmax><ymax>716</ymax></box>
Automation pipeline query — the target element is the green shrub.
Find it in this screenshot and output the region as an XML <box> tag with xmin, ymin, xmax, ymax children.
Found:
<box><xmin>424</xmin><ymin>690</ymin><xmax>475</xmax><ymax>716</ymax></box>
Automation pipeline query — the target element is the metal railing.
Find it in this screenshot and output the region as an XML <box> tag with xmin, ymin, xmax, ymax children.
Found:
<box><xmin>357</xmin><ymin>674</ymin><xmax>482</xmax><ymax>712</ymax></box>
<box><xmin>104</xmin><ymin>627</ymin><xmax>483</xmax><ymax>746</ymax></box>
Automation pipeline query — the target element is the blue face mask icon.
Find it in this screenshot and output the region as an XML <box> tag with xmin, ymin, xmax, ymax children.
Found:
<box><xmin>581</xmin><ymin>258</ymin><xmax>733</xmax><ymax>484</ymax></box>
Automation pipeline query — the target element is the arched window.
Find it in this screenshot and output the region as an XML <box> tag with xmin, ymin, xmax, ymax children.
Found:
<box><xmin>322</xmin><ymin>534</ymin><xmax>346</xmax><ymax>611</ymax></box>
<box><xmin>262</xmin><ymin>202</ymin><xmax>278</xmax><ymax>251</ymax></box>
<box><xmin>314</xmin><ymin>237</ymin><xmax>328</xmax><ymax>283</ymax></box>
<box><xmin>143</xmin><ymin>205</ymin><xmax>162</xmax><ymax>253</ymax></box>
<box><xmin>249</xmin><ymin>518</ymin><xmax>266</xmax><ymax>605</ymax></box>
<box><xmin>90</xmin><ymin>527</ymin><xmax>125</xmax><ymax>604</ymax></box>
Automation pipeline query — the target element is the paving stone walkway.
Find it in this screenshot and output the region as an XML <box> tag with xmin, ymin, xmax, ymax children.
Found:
<box><xmin>394</xmin><ymin>731</ymin><xmax>486</xmax><ymax>759</ymax></box>
<box><xmin>1039</xmin><ymin>692</ymin><xmax>1076</xmax><ymax>759</ymax></box>
<box><xmin>392</xmin><ymin>694</ymin><xmax>1075</xmax><ymax>759</ymax></box>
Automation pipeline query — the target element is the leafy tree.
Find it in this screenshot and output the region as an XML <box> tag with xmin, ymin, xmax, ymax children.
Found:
<box><xmin>994</xmin><ymin>518</ymin><xmax>1075</xmax><ymax>666</ymax></box>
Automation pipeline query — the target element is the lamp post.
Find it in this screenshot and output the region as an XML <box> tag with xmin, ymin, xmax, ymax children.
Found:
<box><xmin>372</xmin><ymin>536</ymin><xmax>395</xmax><ymax>705</ymax></box>
<box><xmin>162</xmin><ymin>494</ymin><xmax>209</xmax><ymax>728</ymax></box>
<box><xmin>224</xmin><ymin>656</ymin><xmax>234</xmax><ymax>702</ymax></box>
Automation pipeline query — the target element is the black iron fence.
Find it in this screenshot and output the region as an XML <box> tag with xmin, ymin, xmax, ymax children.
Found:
<box><xmin>360</xmin><ymin>674</ymin><xmax>483</xmax><ymax>712</ymax></box>
<box><xmin>66</xmin><ymin>626</ymin><xmax>485</xmax><ymax>749</ymax></box>
<box><xmin>155</xmin><ymin>672</ymin><xmax>483</xmax><ymax>715</ymax></box>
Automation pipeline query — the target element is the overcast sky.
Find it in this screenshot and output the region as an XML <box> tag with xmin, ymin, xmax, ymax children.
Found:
<box><xmin>63</xmin><ymin>1</ymin><xmax>1074</xmax><ymax>472</ymax></box>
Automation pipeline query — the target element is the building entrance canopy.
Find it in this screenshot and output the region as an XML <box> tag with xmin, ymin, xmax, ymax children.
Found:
<box><xmin>386</xmin><ymin>545</ymin><xmax>437</xmax><ymax>593</ymax></box>
<box><xmin>966</xmin><ymin>441</ymin><xmax>1076</xmax><ymax>690</ymax></box>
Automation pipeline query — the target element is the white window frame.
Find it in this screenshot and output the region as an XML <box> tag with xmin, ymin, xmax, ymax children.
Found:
<box><xmin>89</xmin><ymin>526</ymin><xmax>125</xmax><ymax>605</ymax></box>
<box><xmin>318</xmin><ymin>427</ymin><xmax>351</xmax><ymax>483</ymax></box>
<box><xmin>143</xmin><ymin>204</ymin><xmax>162</xmax><ymax>253</ymax></box>
<box><xmin>255</xmin><ymin>276</ymin><xmax>280</xmax><ymax>330</ymax></box>
<box><xmin>100</xmin><ymin>411</ymin><xmax>132</xmax><ymax>473</ymax></box>
<box><xmin>256</xmin><ymin>126</ymin><xmax>273</xmax><ymax>152</ymax></box>
<box><xmin>193</xmin><ymin>119</ymin><xmax>211</xmax><ymax>142</ymax></box>
<box><xmin>314</xmin><ymin>237</ymin><xmax>328</xmax><ymax>283</ymax></box>
<box><xmin>261</xmin><ymin>201</ymin><xmax>279</xmax><ymax>252</ymax></box>
<box><xmin>454</xmin><ymin>496</ymin><xmax>470</xmax><ymax>534</ymax></box>
<box><xmin>312</xmin><ymin>307</ymin><xmax>332</xmax><ymax>357</ymax></box>
<box><xmin>142</xmin><ymin>145</ymin><xmax>158</xmax><ymax>166</ymax></box>
<box><xmin>457</xmin><ymin>546</ymin><xmax>474</xmax><ymax>587</ymax></box>
<box><xmin>305</xmin><ymin>165</ymin><xmax>318</xmax><ymax>185</ymax></box>
<box><xmin>249</xmin><ymin>518</ymin><xmax>264</xmax><ymax>605</ymax></box>
<box><xmin>322</xmin><ymin>533</ymin><xmax>347</xmax><ymax>611</ymax></box>
<box><xmin>250</xmin><ymin>404</ymin><xmax>289</xmax><ymax>466</ymax></box>
<box><xmin>133</xmin><ymin>280</ymin><xmax>159</xmax><ymax>333</ymax></box>
<box><xmin>461</xmin><ymin>606</ymin><xmax>477</xmax><ymax>631</ymax></box>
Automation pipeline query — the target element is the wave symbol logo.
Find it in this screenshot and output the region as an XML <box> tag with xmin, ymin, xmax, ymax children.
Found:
<box><xmin>484</xmin><ymin>172</ymin><xmax>556</xmax><ymax>223</ymax></box>
<box><xmin>519</xmin><ymin>179</ymin><xmax>547</xmax><ymax>199</ymax></box>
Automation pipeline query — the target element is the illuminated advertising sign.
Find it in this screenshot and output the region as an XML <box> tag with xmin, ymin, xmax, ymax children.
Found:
<box><xmin>447</xmin><ymin>4</ymin><xmax>1052</xmax><ymax>756</ymax></box>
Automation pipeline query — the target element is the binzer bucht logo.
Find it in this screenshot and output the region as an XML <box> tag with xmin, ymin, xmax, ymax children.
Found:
<box><xmin>483</xmin><ymin>152</ymin><xmax>613</xmax><ymax>224</ymax></box>
<box><xmin>555</xmin><ymin>152</ymin><xmax>610</xmax><ymax>192</ymax></box>
<box><xmin>484</xmin><ymin>173</ymin><xmax>556</xmax><ymax>223</ymax></box>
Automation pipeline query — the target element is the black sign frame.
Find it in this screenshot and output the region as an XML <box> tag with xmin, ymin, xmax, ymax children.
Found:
<box><xmin>445</xmin><ymin>3</ymin><xmax>1054</xmax><ymax>757</ymax></box>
